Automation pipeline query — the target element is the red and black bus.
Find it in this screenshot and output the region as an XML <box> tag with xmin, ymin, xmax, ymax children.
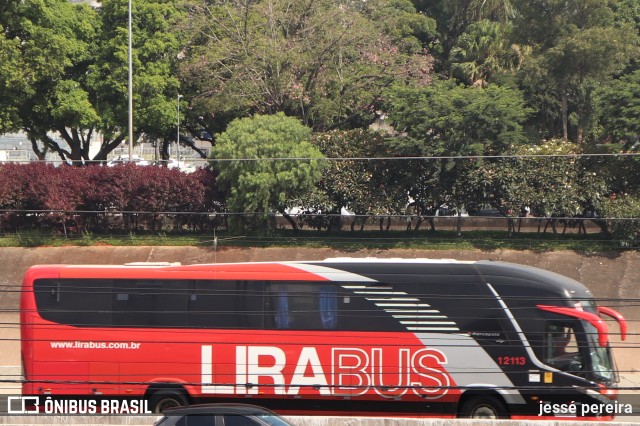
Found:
<box><xmin>20</xmin><ymin>259</ymin><xmax>627</xmax><ymax>418</ymax></box>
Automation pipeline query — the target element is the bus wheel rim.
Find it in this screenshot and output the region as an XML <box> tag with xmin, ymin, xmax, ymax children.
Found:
<box><xmin>472</xmin><ymin>405</ymin><xmax>498</xmax><ymax>419</ymax></box>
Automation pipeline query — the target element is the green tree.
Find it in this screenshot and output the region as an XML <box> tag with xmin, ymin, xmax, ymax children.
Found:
<box><xmin>360</xmin><ymin>0</ymin><xmax>438</xmax><ymax>55</ymax></box>
<box><xmin>0</xmin><ymin>0</ymin><xmax>99</xmax><ymax>161</ymax></box>
<box><xmin>210</xmin><ymin>113</ymin><xmax>324</xmax><ymax>232</ymax></box>
<box><xmin>179</xmin><ymin>0</ymin><xmax>434</xmax><ymax>138</ymax></box>
<box><xmin>596</xmin><ymin>70</ymin><xmax>640</xmax><ymax>148</ymax></box>
<box><xmin>0</xmin><ymin>1</ymin><xmax>24</xmax><ymax>133</ymax></box>
<box><xmin>489</xmin><ymin>139</ymin><xmax>609</xmax><ymax>233</ymax></box>
<box><xmin>310</xmin><ymin>129</ymin><xmax>406</xmax><ymax>232</ymax></box>
<box><xmin>513</xmin><ymin>0</ymin><xmax>639</xmax><ymax>143</ymax></box>
<box><xmin>583</xmin><ymin>146</ymin><xmax>640</xmax><ymax>201</ymax></box>
<box><xmin>450</xmin><ymin>19</ymin><xmax>524</xmax><ymax>86</ymax></box>
<box><xmin>600</xmin><ymin>194</ymin><xmax>640</xmax><ymax>246</ymax></box>
<box><xmin>384</xmin><ymin>80</ymin><xmax>531</xmax><ymax>233</ymax></box>
<box><xmin>414</xmin><ymin>0</ymin><xmax>517</xmax><ymax>71</ymax></box>
<box><xmin>0</xmin><ymin>0</ymin><xmax>182</xmax><ymax>164</ymax></box>
<box><xmin>612</xmin><ymin>0</ymin><xmax>640</xmax><ymax>28</ymax></box>
<box><xmin>88</xmin><ymin>0</ymin><xmax>184</xmax><ymax>162</ymax></box>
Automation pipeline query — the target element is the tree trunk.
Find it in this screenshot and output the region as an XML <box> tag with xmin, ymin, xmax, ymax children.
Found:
<box><xmin>577</xmin><ymin>127</ymin><xmax>583</xmax><ymax>144</ymax></box>
<box><xmin>561</xmin><ymin>91</ymin><xmax>568</xmax><ymax>140</ymax></box>
<box><xmin>160</xmin><ymin>139</ymin><xmax>171</xmax><ymax>161</ymax></box>
<box><xmin>280</xmin><ymin>212</ymin><xmax>299</xmax><ymax>231</ymax></box>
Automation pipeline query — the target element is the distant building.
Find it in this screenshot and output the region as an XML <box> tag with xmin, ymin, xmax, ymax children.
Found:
<box><xmin>0</xmin><ymin>132</ymin><xmax>101</xmax><ymax>164</ymax></box>
<box><xmin>1</xmin><ymin>131</ymin><xmax>207</xmax><ymax>168</ymax></box>
<box><xmin>0</xmin><ymin>133</ymin><xmax>34</xmax><ymax>163</ymax></box>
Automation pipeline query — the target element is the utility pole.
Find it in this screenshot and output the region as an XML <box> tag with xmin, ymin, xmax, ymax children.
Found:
<box><xmin>177</xmin><ymin>94</ymin><xmax>182</xmax><ymax>170</ymax></box>
<box><xmin>127</xmin><ymin>0</ymin><xmax>134</xmax><ymax>161</ymax></box>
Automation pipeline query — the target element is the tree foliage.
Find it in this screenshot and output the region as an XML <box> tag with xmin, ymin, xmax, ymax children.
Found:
<box><xmin>385</xmin><ymin>81</ymin><xmax>531</xmax><ymax>217</ymax></box>
<box><xmin>513</xmin><ymin>0</ymin><xmax>640</xmax><ymax>143</ymax></box>
<box><xmin>210</xmin><ymin>113</ymin><xmax>324</xmax><ymax>232</ymax></box>
<box><xmin>179</xmin><ymin>0</ymin><xmax>434</xmax><ymax>136</ymax></box>
<box><xmin>0</xmin><ymin>0</ymin><xmax>183</xmax><ymax>164</ymax></box>
<box><xmin>596</xmin><ymin>70</ymin><xmax>640</xmax><ymax>148</ymax></box>
<box><xmin>600</xmin><ymin>194</ymin><xmax>640</xmax><ymax>245</ymax></box>
<box><xmin>310</xmin><ymin>129</ymin><xmax>406</xmax><ymax>231</ymax></box>
<box><xmin>0</xmin><ymin>0</ymin><xmax>99</xmax><ymax>161</ymax></box>
<box><xmin>449</xmin><ymin>20</ymin><xmax>525</xmax><ymax>86</ymax></box>
<box><xmin>0</xmin><ymin>163</ymin><xmax>219</xmax><ymax>232</ymax></box>
<box><xmin>1</xmin><ymin>0</ymin><xmax>640</xmax><ymax>240</ymax></box>
<box><xmin>488</xmin><ymin>140</ymin><xmax>608</xmax><ymax>219</ymax></box>
<box><xmin>91</xmin><ymin>0</ymin><xmax>184</xmax><ymax>161</ymax></box>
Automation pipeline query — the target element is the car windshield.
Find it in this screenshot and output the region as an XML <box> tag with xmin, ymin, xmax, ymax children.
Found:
<box><xmin>254</xmin><ymin>415</ymin><xmax>292</xmax><ymax>426</ymax></box>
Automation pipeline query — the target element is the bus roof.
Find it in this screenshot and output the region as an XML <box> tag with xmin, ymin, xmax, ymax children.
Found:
<box><xmin>23</xmin><ymin>258</ymin><xmax>593</xmax><ymax>299</ymax></box>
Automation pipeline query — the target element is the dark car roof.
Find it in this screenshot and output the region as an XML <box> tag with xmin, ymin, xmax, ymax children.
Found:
<box><xmin>162</xmin><ymin>403</ymin><xmax>279</xmax><ymax>416</ymax></box>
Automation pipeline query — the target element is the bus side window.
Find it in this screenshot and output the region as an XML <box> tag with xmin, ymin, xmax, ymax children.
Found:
<box><xmin>112</xmin><ymin>280</ymin><xmax>188</xmax><ymax>328</ymax></box>
<box><xmin>274</xmin><ymin>289</ymin><xmax>290</xmax><ymax>329</ymax></box>
<box><xmin>319</xmin><ymin>286</ymin><xmax>338</xmax><ymax>329</ymax></box>
<box><xmin>34</xmin><ymin>279</ymin><xmax>113</xmax><ymax>327</ymax></box>
<box><xmin>544</xmin><ymin>322</ymin><xmax>584</xmax><ymax>373</ymax></box>
<box><xmin>267</xmin><ymin>283</ymin><xmax>338</xmax><ymax>330</ymax></box>
<box><xmin>188</xmin><ymin>280</ymin><xmax>262</xmax><ymax>329</ymax></box>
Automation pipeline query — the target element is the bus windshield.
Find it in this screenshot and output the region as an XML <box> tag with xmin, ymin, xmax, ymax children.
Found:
<box><xmin>542</xmin><ymin>301</ymin><xmax>617</xmax><ymax>384</ymax></box>
<box><xmin>578</xmin><ymin>300</ymin><xmax>617</xmax><ymax>384</ymax></box>
<box><xmin>584</xmin><ymin>321</ymin><xmax>616</xmax><ymax>383</ymax></box>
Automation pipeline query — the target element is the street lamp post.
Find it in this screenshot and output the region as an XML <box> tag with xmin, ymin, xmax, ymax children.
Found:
<box><xmin>177</xmin><ymin>94</ymin><xmax>182</xmax><ymax>170</ymax></box>
<box><xmin>127</xmin><ymin>0</ymin><xmax>134</xmax><ymax>162</ymax></box>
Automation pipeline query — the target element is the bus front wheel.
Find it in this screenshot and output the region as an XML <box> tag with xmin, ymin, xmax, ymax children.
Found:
<box><xmin>148</xmin><ymin>388</ymin><xmax>189</xmax><ymax>413</ymax></box>
<box><xmin>459</xmin><ymin>395</ymin><xmax>508</xmax><ymax>419</ymax></box>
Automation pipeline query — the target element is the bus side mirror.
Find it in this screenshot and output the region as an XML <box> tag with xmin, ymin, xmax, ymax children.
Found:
<box><xmin>598</xmin><ymin>306</ymin><xmax>627</xmax><ymax>341</ymax></box>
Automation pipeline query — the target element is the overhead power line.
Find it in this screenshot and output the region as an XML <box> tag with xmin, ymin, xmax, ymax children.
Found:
<box><xmin>206</xmin><ymin>152</ymin><xmax>640</xmax><ymax>162</ymax></box>
<box><xmin>1</xmin><ymin>151</ymin><xmax>640</xmax><ymax>164</ymax></box>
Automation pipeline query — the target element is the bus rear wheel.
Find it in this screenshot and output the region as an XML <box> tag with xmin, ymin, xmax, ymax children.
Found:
<box><xmin>148</xmin><ymin>388</ymin><xmax>189</xmax><ymax>413</ymax></box>
<box><xmin>459</xmin><ymin>395</ymin><xmax>508</xmax><ymax>419</ymax></box>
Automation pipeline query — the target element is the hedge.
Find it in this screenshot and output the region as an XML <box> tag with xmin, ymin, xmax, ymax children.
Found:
<box><xmin>0</xmin><ymin>163</ymin><xmax>223</xmax><ymax>233</ymax></box>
